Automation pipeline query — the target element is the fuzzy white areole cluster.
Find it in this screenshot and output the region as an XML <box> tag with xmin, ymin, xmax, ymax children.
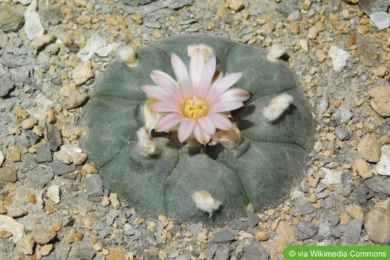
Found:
<box><xmin>192</xmin><ymin>190</ymin><xmax>221</xmax><ymax>217</ymax></box>
<box><xmin>267</xmin><ymin>43</ymin><xmax>287</xmax><ymax>62</ymax></box>
<box><xmin>262</xmin><ymin>93</ymin><xmax>294</xmax><ymax>122</ymax></box>
<box><xmin>117</xmin><ymin>46</ymin><xmax>137</xmax><ymax>67</ymax></box>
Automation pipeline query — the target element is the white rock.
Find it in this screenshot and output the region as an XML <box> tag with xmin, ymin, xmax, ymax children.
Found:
<box><xmin>61</xmin><ymin>145</ymin><xmax>82</xmax><ymax>157</ymax></box>
<box><xmin>0</xmin><ymin>215</ymin><xmax>24</xmax><ymax>242</ymax></box>
<box><xmin>47</xmin><ymin>185</ymin><xmax>60</xmax><ymax>204</ymax></box>
<box><xmin>77</xmin><ymin>34</ymin><xmax>120</xmax><ymax>61</ymax></box>
<box><xmin>26</xmin><ymin>94</ymin><xmax>54</xmax><ymax>120</ymax></box>
<box><xmin>13</xmin><ymin>0</ymin><xmax>32</xmax><ymax>5</ymax></box>
<box><xmin>370</xmin><ymin>12</ymin><xmax>390</xmax><ymax>31</ymax></box>
<box><xmin>328</xmin><ymin>46</ymin><xmax>350</xmax><ymax>72</ymax></box>
<box><xmin>320</xmin><ymin>168</ymin><xmax>341</xmax><ymax>186</ymax></box>
<box><xmin>23</xmin><ymin>0</ymin><xmax>44</xmax><ymax>40</ymax></box>
<box><xmin>0</xmin><ymin>151</ymin><xmax>4</xmax><ymax>165</ymax></box>
<box><xmin>376</xmin><ymin>145</ymin><xmax>390</xmax><ymax>176</ymax></box>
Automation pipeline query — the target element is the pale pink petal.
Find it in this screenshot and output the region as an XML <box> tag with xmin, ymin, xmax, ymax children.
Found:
<box><xmin>141</xmin><ymin>85</ymin><xmax>172</xmax><ymax>102</ymax></box>
<box><xmin>205</xmin><ymin>72</ymin><xmax>243</xmax><ymax>104</ymax></box>
<box><xmin>216</xmin><ymin>88</ymin><xmax>250</xmax><ymax>103</ymax></box>
<box><xmin>178</xmin><ymin>118</ymin><xmax>196</xmax><ymax>142</ymax></box>
<box><xmin>150</xmin><ymin>70</ymin><xmax>183</xmax><ymax>102</ymax></box>
<box><xmin>190</xmin><ymin>50</ymin><xmax>205</xmax><ymax>90</ymax></box>
<box><xmin>208</xmin><ymin>113</ymin><xmax>232</xmax><ymax>131</ymax></box>
<box><xmin>209</xmin><ymin>101</ymin><xmax>244</xmax><ymax>114</ymax></box>
<box><xmin>196</xmin><ymin>116</ymin><xmax>216</xmax><ymax>135</ymax></box>
<box><xmin>155</xmin><ymin>113</ymin><xmax>183</xmax><ymax>132</ymax></box>
<box><xmin>196</xmin><ymin>56</ymin><xmax>216</xmax><ymax>99</ymax></box>
<box><xmin>171</xmin><ymin>53</ymin><xmax>192</xmax><ymax>98</ymax></box>
<box><xmin>194</xmin><ymin>123</ymin><xmax>211</xmax><ymax>145</ymax></box>
<box><xmin>151</xmin><ymin>102</ymin><xmax>181</xmax><ymax>113</ymax></box>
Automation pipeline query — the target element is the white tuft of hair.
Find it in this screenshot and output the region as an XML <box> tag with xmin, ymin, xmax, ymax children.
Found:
<box><xmin>117</xmin><ymin>46</ymin><xmax>137</xmax><ymax>67</ymax></box>
<box><xmin>267</xmin><ymin>43</ymin><xmax>287</xmax><ymax>61</ymax></box>
<box><xmin>262</xmin><ymin>93</ymin><xmax>294</xmax><ymax>121</ymax></box>
<box><xmin>192</xmin><ymin>190</ymin><xmax>221</xmax><ymax>217</ymax></box>
<box><xmin>187</xmin><ymin>44</ymin><xmax>215</xmax><ymax>61</ymax></box>
<box><xmin>136</xmin><ymin>127</ymin><xmax>160</xmax><ymax>157</ymax></box>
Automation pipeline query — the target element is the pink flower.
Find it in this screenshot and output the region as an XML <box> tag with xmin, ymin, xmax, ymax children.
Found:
<box><xmin>141</xmin><ymin>50</ymin><xmax>250</xmax><ymax>145</ymax></box>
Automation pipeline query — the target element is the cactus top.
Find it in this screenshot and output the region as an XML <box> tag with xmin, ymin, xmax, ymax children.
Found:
<box><xmin>141</xmin><ymin>49</ymin><xmax>250</xmax><ymax>145</ymax></box>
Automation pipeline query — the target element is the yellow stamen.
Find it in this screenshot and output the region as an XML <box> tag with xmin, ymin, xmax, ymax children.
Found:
<box><xmin>184</xmin><ymin>96</ymin><xmax>208</xmax><ymax>119</ymax></box>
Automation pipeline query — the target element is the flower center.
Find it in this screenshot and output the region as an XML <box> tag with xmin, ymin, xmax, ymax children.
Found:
<box><xmin>183</xmin><ymin>96</ymin><xmax>208</xmax><ymax>119</ymax></box>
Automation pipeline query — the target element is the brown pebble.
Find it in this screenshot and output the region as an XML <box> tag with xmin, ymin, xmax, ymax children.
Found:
<box><xmin>0</xmin><ymin>230</ymin><xmax>13</xmax><ymax>238</ymax></box>
<box><xmin>47</xmin><ymin>109</ymin><xmax>57</xmax><ymax>123</ymax></box>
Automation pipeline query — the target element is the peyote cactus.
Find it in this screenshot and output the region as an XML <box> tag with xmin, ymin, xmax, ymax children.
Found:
<box><xmin>80</xmin><ymin>34</ymin><xmax>315</xmax><ymax>223</ymax></box>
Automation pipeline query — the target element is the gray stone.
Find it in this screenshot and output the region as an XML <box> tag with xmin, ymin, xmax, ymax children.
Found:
<box><xmin>48</xmin><ymin>124</ymin><xmax>62</xmax><ymax>151</ymax></box>
<box><xmin>294</xmin><ymin>220</ymin><xmax>318</xmax><ymax>240</ymax></box>
<box><xmin>0</xmin><ymin>8</ymin><xmax>24</xmax><ymax>32</ymax></box>
<box><xmin>106</xmin><ymin>209</ymin><xmax>120</xmax><ymax>226</ymax></box>
<box><xmin>36</xmin><ymin>144</ymin><xmax>53</xmax><ymax>163</ymax></box>
<box><xmin>230</xmin><ymin>219</ymin><xmax>250</xmax><ymax>230</ymax></box>
<box><xmin>97</xmin><ymin>227</ymin><xmax>112</xmax><ymax>240</ymax></box>
<box><xmin>333</xmin><ymin>106</ymin><xmax>353</xmax><ymax>124</ymax></box>
<box><xmin>330</xmin><ymin>226</ymin><xmax>342</xmax><ymax>238</ymax></box>
<box><xmin>359</xmin><ymin>0</ymin><xmax>388</xmax><ymax>14</ymax></box>
<box><xmin>353</xmin><ymin>184</ymin><xmax>368</xmax><ymax>205</ymax></box>
<box><xmin>364</xmin><ymin>176</ymin><xmax>390</xmax><ymax>195</ymax></box>
<box><xmin>320</xmin><ymin>196</ymin><xmax>336</xmax><ymax>209</ymax></box>
<box><xmin>20</xmin><ymin>155</ymin><xmax>37</xmax><ymax>173</ymax></box>
<box><xmin>314</xmin><ymin>182</ymin><xmax>327</xmax><ymax>193</ymax></box>
<box><xmin>123</xmin><ymin>223</ymin><xmax>135</xmax><ymax>236</ymax></box>
<box><xmin>215</xmin><ymin>244</ymin><xmax>232</xmax><ymax>260</ymax></box>
<box><xmin>242</xmin><ymin>241</ymin><xmax>269</xmax><ymax>260</ymax></box>
<box><xmin>86</xmin><ymin>174</ymin><xmax>104</xmax><ymax>198</ymax></box>
<box><xmin>141</xmin><ymin>229</ymin><xmax>157</xmax><ymax>246</ymax></box>
<box><xmin>298</xmin><ymin>202</ymin><xmax>316</xmax><ymax>215</ymax></box>
<box><xmin>49</xmin><ymin>161</ymin><xmax>76</xmax><ymax>175</ymax></box>
<box><xmin>122</xmin><ymin>0</ymin><xmax>156</xmax><ymax>6</ymax></box>
<box><xmin>164</xmin><ymin>0</ymin><xmax>192</xmax><ymax>9</ymax></box>
<box><xmin>248</xmin><ymin>211</ymin><xmax>261</xmax><ymax>227</ymax></box>
<box><xmin>187</xmin><ymin>222</ymin><xmax>202</xmax><ymax>239</ymax></box>
<box><xmin>328</xmin><ymin>214</ymin><xmax>340</xmax><ymax>226</ymax></box>
<box><xmin>0</xmin><ymin>76</ymin><xmax>14</xmax><ymax>97</ymax></box>
<box><xmin>335</xmin><ymin>127</ymin><xmax>352</xmax><ymax>141</ymax></box>
<box><xmin>212</xmin><ymin>230</ymin><xmax>236</xmax><ymax>243</ymax></box>
<box><xmin>339</xmin><ymin>172</ymin><xmax>353</xmax><ymax>197</ymax></box>
<box><xmin>317</xmin><ymin>223</ymin><xmax>332</xmax><ymax>240</ymax></box>
<box><xmin>69</xmin><ymin>245</ymin><xmax>96</xmax><ymax>259</ymax></box>
<box><xmin>28</xmin><ymin>166</ymin><xmax>53</xmax><ymax>189</ymax></box>
<box><xmin>340</xmin><ymin>219</ymin><xmax>363</xmax><ymax>244</ymax></box>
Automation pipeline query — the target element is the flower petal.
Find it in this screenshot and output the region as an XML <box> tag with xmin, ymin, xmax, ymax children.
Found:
<box><xmin>178</xmin><ymin>118</ymin><xmax>196</xmax><ymax>142</ymax></box>
<box><xmin>151</xmin><ymin>102</ymin><xmax>181</xmax><ymax>113</ymax></box>
<box><xmin>196</xmin><ymin>56</ymin><xmax>216</xmax><ymax>99</ymax></box>
<box><xmin>205</xmin><ymin>72</ymin><xmax>243</xmax><ymax>104</ymax></box>
<box><xmin>190</xmin><ymin>50</ymin><xmax>205</xmax><ymax>90</ymax></box>
<box><xmin>141</xmin><ymin>85</ymin><xmax>172</xmax><ymax>102</ymax></box>
<box><xmin>150</xmin><ymin>70</ymin><xmax>183</xmax><ymax>102</ymax></box>
<box><xmin>155</xmin><ymin>113</ymin><xmax>183</xmax><ymax>132</ymax></box>
<box><xmin>216</xmin><ymin>88</ymin><xmax>250</xmax><ymax>103</ymax></box>
<box><xmin>194</xmin><ymin>123</ymin><xmax>211</xmax><ymax>145</ymax></box>
<box><xmin>171</xmin><ymin>53</ymin><xmax>192</xmax><ymax>98</ymax></box>
<box><xmin>208</xmin><ymin>113</ymin><xmax>232</xmax><ymax>131</ymax></box>
<box><xmin>197</xmin><ymin>116</ymin><xmax>216</xmax><ymax>136</ymax></box>
<box><xmin>209</xmin><ymin>101</ymin><xmax>244</xmax><ymax>114</ymax></box>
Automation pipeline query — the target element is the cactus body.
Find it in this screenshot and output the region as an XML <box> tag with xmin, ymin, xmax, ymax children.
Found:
<box><xmin>80</xmin><ymin>34</ymin><xmax>315</xmax><ymax>223</ymax></box>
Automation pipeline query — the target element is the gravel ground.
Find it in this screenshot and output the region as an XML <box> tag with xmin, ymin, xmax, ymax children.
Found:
<box><xmin>0</xmin><ymin>0</ymin><xmax>390</xmax><ymax>259</ymax></box>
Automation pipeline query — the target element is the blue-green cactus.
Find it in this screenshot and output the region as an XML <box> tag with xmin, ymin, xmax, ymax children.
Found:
<box><xmin>80</xmin><ymin>34</ymin><xmax>315</xmax><ymax>223</ymax></box>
